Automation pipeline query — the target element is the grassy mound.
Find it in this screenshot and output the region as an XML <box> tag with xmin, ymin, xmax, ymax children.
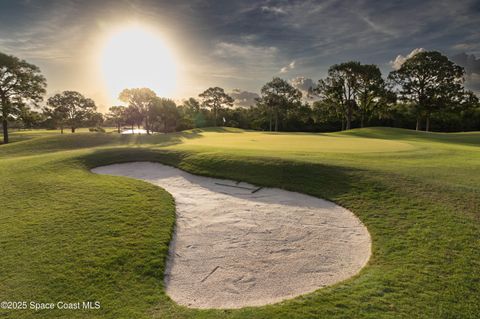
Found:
<box><xmin>0</xmin><ymin>127</ymin><xmax>479</xmax><ymax>318</ymax></box>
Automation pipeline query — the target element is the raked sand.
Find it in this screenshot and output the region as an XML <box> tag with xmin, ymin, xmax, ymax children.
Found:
<box><xmin>92</xmin><ymin>162</ymin><xmax>371</xmax><ymax>309</ymax></box>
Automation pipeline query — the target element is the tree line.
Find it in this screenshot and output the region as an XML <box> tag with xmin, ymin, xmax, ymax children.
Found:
<box><xmin>1</xmin><ymin>50</ymin><xmax>479</xmax><ymax>144</ymax></box>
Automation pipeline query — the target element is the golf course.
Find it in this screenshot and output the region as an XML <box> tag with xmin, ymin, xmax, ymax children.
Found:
<box><xmin>0</xmin><ymin>127</ymin><xmax>479</xmax><ymax>318</ymax></box>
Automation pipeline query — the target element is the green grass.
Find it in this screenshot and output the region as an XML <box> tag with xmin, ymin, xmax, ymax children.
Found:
<box><xmin>1</xmin><ymin>128</ymin><xmax>118</xmax><ymax>144</ymax></box>
<box><xmin>0</xmin><ymin>127</ymin><xmax>479</xmax><ymax>318</ymax></box>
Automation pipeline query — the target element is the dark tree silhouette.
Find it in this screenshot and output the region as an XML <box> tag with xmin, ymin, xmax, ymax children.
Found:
<box><xmin>388</xmin><ymin>51</ymin><xmax>466</xmax><ymax>131</ymax></box>
<box><xmin>0</xmin><ymin>52</ymin><xmax>46</xmax><ymax>143</ymax></box>
<box><xmin>107</xmin><ymin>105</ymin><xmax>126</xmax><ymax>133</ymax></box>
<box><xmin>316</xmin><ymin>62</ymin><xmax>361</xmax><ymax>130</ymax></box>
<box><xmin>45</xmin><ymin>91</ymin><xmax>96</xmax><ymax>133</ymax></box>
<box><xmin>355</xmin><ymin>64</ymin><xmax>393</xmax><ymax>127</ymax></box>
<box><xmin>148</xmin><ymin>97</ymin><xmax>179</xmax><ymax>133</ymax></box>
<box><xmin>199</xmin><ymin>87</ymin><xmax>234</xmax><ymax>126</ymax></box>
<box><xmin>119</xmin><ymin>88</ymin><xmax>157</xmax><ymax>134</ymax></box>
<box><xmin>258</xmin><ymin>77</ymin><xmax>302</xmax><ymax>131</ymax></box>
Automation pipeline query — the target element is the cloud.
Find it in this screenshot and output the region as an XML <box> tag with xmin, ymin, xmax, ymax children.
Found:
<box><xmin>214</xmin><ymin>42</ymin><xmax>278</xmax><ymax>60</ymax></box>
<box><xmin>280</xmin><ymin>60</ymin><xmax>296</xmax><ymax>73</ymax></box>
<box><xmin>229</xmin><ymin>89</ymin><xmax>259</xmax><ymax>107</ymax></box>
<box><xmin>390</xmin><ymin>48</ymin><xmax>425</xmax><ymax>70</ymax></box>
<box><xmin>2</xmin><ymin>0</ymin><xmax>480</xmax><ymax>104</ymax></box>
<box><xmin>290</xmin><ymin>76</ymin><xmax>320</xmax><ymax>101</ymax></box>
<box><xmin>451</xmin><ymin>53</ymin><xmax>480</xmax><ymax>75</ymax></box>
<box><xmin>451</xmin><ymin>43</ymin><xmax>477</xmax><ymax>51</ymax></box>
<box><xmin>290</xmin><ymin>76</ymin><xmax>315</xmax><ymax>92</ymax></box>
<box><xmin>451</xmin><ymin>52</ymin><xmax>480</xmax><ymax>92</ymax></box>
<box><xmin>465</xmin><ymin>73</ymin><xmax>480</xmax><ymax>92</ymax></box>
<box><xmin>360</xmin><ymin>15</ymin><xmax>398</xmax><ymax>37</ymax></box>
<box><xmin>261</xmin><ymin>6</ymin><xmax>287</xmax><ymax>15</ymax></box>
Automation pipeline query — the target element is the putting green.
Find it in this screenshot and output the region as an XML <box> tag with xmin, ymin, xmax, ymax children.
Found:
<box><xmin>170</xmin><ymin>130</ymin><xmax>415</xmax><ymax>153</ymax></box>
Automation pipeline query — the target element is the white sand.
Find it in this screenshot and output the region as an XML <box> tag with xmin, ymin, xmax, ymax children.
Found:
<box><xmin>92</xmin><ymin>162</ymin><xmax>371</xmax><ymax>309</ymax></box>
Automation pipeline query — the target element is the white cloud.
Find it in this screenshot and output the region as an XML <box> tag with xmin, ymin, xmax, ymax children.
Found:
<box><xmin>290</xmin><ymin>76</ymin><xmax>315</xmax><ymax>91</ymax></box>
<box><xmin>214</xmin><ymin>42</ymin><xmax>277</xmax><ymax>60</ymax></box>
<box><xmin>452</xmin><ymin>43</ymin><xmax>476</xmax><ymax>51</ymax></box>
<box><xmin>229</xmin><ymin>89</ymin><xmax>259</xmax><ymax>107</ymax></box>
<box><xmin>360</xmin><ymin>16</ymin><xmax>398</xmax><ymax>37</ymax></box>
<box><xmin>280</xmin><ymin>60</ymin><xmax>296</xmax><ymax>73</ymax></box>
<box><xmin>290</xmin><ymin>76</ymin><xmax>319</xmax><ymax>101</ymax></box>
<box><xmin>390</xmin><ymin>48</ymin><xmax>425</xmax><ymax>70</ymax></box>
<box><xmin>261</xmin><ymin>6</ymin><xmax>287</xmax><ymax>15</ymax></box>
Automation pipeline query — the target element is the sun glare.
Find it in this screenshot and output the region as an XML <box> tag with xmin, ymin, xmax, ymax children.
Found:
<box><xmin>101</xmin><ymin>25</ymin><xmax>177</xmax><ymax>102</ymax></box>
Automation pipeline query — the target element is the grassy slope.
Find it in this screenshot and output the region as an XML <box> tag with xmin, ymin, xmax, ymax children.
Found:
<box><xmin>0</xmin><ymin>127</ymin><xmax>479</xmax><ymax>319</ymax></box>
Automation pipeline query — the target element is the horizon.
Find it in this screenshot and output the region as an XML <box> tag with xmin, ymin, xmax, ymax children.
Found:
<box><xmin>1</xmin><ymin>0</ymin><xmax>480</xmax><ymax>112</ymax></box>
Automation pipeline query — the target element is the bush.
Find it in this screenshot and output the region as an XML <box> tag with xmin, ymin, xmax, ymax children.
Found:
<box><xmin>89</xmin><ymin>127</ymin><xmax>105</xmax><ymax>133</ymax></box>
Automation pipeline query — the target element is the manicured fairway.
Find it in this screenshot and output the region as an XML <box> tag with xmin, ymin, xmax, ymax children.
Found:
<box><xmin>169</xmin><ymin>128</ymin><xmax>415</xmax><ymax>153</ymax></box>
<box><xmin>0</xmin><ymin>127</ymin><xmax>479</xmax><ymax>318</ymax></box>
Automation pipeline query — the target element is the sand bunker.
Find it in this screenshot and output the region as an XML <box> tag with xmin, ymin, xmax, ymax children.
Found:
<box><xmin>92</xmin><ymin>162</ymin><xmax>371</xmax><ymax>309</ymax></box>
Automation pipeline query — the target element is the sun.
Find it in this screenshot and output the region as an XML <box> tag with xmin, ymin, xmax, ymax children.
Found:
<box><xmin>101</xmin><ymin>25</ymin><xmax>177</xmax><ymax>101</ymax></box>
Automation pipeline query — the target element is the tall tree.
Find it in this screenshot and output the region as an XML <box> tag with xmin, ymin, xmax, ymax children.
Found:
<box><xmin>355</xmin><ymin>64</ymin><xmax>392</xmax><ymax>127</ymax></box>
<box><xmin>148</xmin><ymin>98</ymin><xmax>179</xmax><ymax>133</ymax></box>
<box><xmin>388</xmin><ymin>51</ymin><xmax>465</xmax><ymax>131</ymax></box>
<box><xmin>119</xmin><ymin>88</ymin><xmax>157</xmax><ymax>134</ymax></box>
<box><xmin>313</xmin><ymin>99</ymin><xmax>346</xmax><ymax>130</ymax></box>
<box><xmin>84</xmin><ymin>111</ymin><xmax>104</xmax><ymax>128</ymax></box>
<box><xmin>316</xmin><ymin>62</ymin><xmax>361</xmax><ymax>130</ymax></box>
<box><xmin>17</xmin><ymin>105</ymin><xmax>45</xmax><ymax>129</ymax></box>
<box><xmin>316</xmin><ymin>77</ymin><xmax>348</xmax><ymax>130</ymax></box>
<box><xmin>43</xmin><ymin>103</ymin><xmax>67</xmax><ymax>133</ymax></box>
<box><xmin>124</xmin><ymin>105</ymin><xmax>142</xmax><ymax>133</ymax></box>
<box><xmin>0</xmin><ymin>52</ymin><xmax>46</xmax><ymax>143</ymax></box>
<box><xmin>199</xmin><ymin>87</ymin><xmax>234</xmax><ymax>126</ymax></box>
<box><xmin>258</xmin><ymin>77</ymin><xmax>302</xmax><ymax>131</ymax></box>
<box><xmin>45</xmin><ymin>91</ymin><xmax>96</xmax><ymax>133</ymax></box>
<box><xmin>179</xmin><ymin>97</ymin><xmax>205</xmax><ymax>128</ymax></box>
<box><xmin>183</xmin><ymin>97</ymin><xmax>201</xmax><ymax>113</ymax></box>
<box><xmin>107</xmin><ymin>105</ymin><xmax>126</xmax><ymax>133</ymax></box>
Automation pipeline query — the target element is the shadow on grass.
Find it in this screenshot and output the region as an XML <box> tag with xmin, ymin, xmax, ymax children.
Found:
<box><xmin>118</xmin><ymin>129</ymin><xmax>203</xmax><ymax>146</ymax></box>
<box><xmin>0</xmin><ymin>130</ymin><xmax>204</xmax><ymax>158</ymax></box>
<box><xmin>192</xmin><ymin>127</ymin><xmax>247</xmax><ymax>133</ymax></box>
<box><xmin>80</xmin><ymin>147</ymin><xmax>366</xmax><ymax>202</ymax></box>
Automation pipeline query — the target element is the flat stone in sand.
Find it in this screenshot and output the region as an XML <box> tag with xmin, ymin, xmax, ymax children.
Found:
<box><xmin>92</xmin><ymin>162</ymin><xmax>371</xmax><ymax>309</ymax></box>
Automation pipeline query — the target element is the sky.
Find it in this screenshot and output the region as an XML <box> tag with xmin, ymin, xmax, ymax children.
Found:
<box><xmin>1</xmin><ymin>0</ymin><xmax>479</xmax><ymax>111</ymax></box>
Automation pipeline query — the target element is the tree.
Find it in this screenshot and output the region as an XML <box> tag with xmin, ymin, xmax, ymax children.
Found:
<box><xmin>198</xmin><ymin>87</ymin><xmax>234</xmax><ymax>126</ymax></box>
<box><xmin>45</xmin><ymin>91</ymin><xmax>96</xmax><ymax>133</ymax></box>
<box><xmin>315</xmin><ymin>77</ymin><xmax>349</xmax><ymax>130</ymax></box>
<box><xmin>313</xmin><ymin>99</ymin><xmax>345</xmax><ymax>129</ymax></box>
<box><xmin>178</xmin><ymin>97</ymin><xmax>204</xmax><ymax>129</ymax></box>
<box><xmin>258</xmin><ymin>77</ymin><xmax>302</xmax><ymax>131</ymax></box>
<box><xmin>43</xmin><ymin>103</ymin><xmax>67</xmax><ymax>133</ymax></box>
<box><xmin>84</xmin><ymin>111</ymin><xmax>104</xmax><ymax>128</ymax></box>
<box><xmin>107</xmin><ymin>106</ymin><xmax>126</xmax><ymax>133</ymax></box>
<box><xmin>355</xmin><ymin>64</ymin><xmax>392</xmax><ymax>127</ymax></box>
<box><xmin>124</xmin><ymin>105</ymin><xmax>142</xmax><ymax>133</ymax></box>
<box><xmin>0</xmin><ymin>52</ymin><xmax>46</xmax><ymax>143</ymax></box>
<box><xmin>119</xmin><ymin>88</ymin><xmax>157</xmax><ymax>134</ymax></box>
<box><xmin>183</xmin><ymin>97</ymin><xmax>201</xmax><ymax>113</ymax></box>
<box><xmin>148</xmin><ymin>98</ymin><xmax>179</xmax><ymax>133</ymax></box>
<box><xmin>316</xmin><ymin>62</ymin><xmax>362</xmax><ymax>130</ymax></box>
<box><xmin>388</xmin><ymin>51</ymin><xmax>465</xmax><ymax>131</ymax></box>
<box><xmin>17</xmin><ymin>105</ymin><xmax>45</xmax><ymax>129</ymax></box>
